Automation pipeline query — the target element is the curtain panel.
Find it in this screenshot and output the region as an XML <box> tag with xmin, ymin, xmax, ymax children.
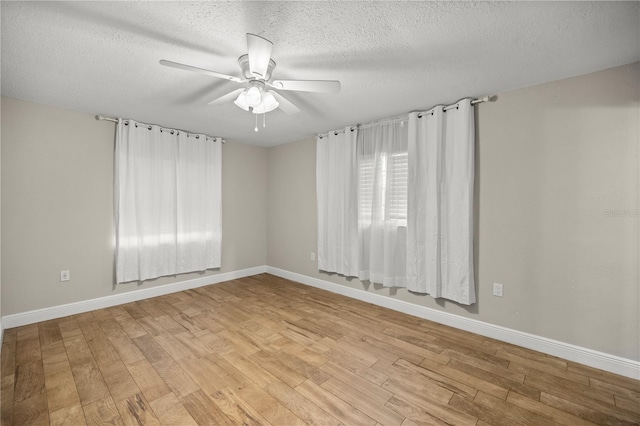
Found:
<box><xmin>407</xmin><ymin>99</ymin><xmax>476</xmax><ymax>304</ymax></box>
<box><xmin>115</xmin><ymin>120</ymin><xmax>222</xmax><ymax>284</ymax></box>
<box><xmin>316</xmin><ymin>128</ymin><xmax>359</xmax><ymax>276</ymax></box>
<box><xmin>316</xmin><ymin>99</ymin><xmax>476</xmax><ymax>305</ymax></box>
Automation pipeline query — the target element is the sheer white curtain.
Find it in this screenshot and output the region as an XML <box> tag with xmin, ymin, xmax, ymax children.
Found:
<box><xmin>358</xmin><ymin>121</ymin><xmax>409</xmax><ymax>287</ymax></box>
<box><xmin>115</xmin><ymin>119</ymin><xmax>222</xmax><ymax>284</ymax></box>
<box><xmin>316</xmin><ymin>127</ymin><xmax>359</xmax><ymax>276</ymax></box>
<box><xmin>407</xmin><ymin>99</ymin><xmax>476</xmax><ymax>304</ymax></box>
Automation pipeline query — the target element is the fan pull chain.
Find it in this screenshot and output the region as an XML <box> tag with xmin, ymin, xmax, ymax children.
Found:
<box><xmin>254</xmin><ymin>113</ymin><xmax>258</xmax><ymax>132</ymax></box>
<box><xmin>263</xmin><ymin>113</ymin><xmax>266</xmax><ymax>128</ymax></box>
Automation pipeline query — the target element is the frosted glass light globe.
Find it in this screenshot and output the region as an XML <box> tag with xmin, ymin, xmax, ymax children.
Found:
<box><xmin>245</xmin><ymin>86</ymin><xmax>262</xmax><ymax>107</ymax></box>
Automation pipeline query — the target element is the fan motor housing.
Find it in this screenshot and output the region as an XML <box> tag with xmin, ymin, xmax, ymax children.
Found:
<box><xmin>238</xmin><ymin>54</ymin><xmax>276</xmax><ymax>81</ymax></box>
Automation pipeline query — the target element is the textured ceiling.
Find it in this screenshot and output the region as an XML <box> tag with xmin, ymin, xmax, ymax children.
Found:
<box><xmin>2</xmin><ymin>1</ymin><xmax>639</xmax><ymax>147</ymax></box>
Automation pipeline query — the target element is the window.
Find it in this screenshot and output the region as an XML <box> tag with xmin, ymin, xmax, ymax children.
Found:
<box><xmin>356</xmin><ymin>121</ymin><xmax>409</xmax><ymax>286</ymax></box>
<box><xmin>357</xmin><ymin>123</ymin><xmax>409</xmax><ymax>226</ymax></box>
<box><xmin>317</xmin><ymin>101</ymin><xmax>476</xmax><ymax>303</ymax></box>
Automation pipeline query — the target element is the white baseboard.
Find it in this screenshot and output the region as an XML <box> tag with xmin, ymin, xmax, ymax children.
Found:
<box><xmin>266</xmin><ymin>266</ymin><xmax>640</xmax><ymax>380</ymax></box>
<box><xmin>2</xmin><ymin>266</ymin><xmax>267</xmax><ymax>329</ymax></box>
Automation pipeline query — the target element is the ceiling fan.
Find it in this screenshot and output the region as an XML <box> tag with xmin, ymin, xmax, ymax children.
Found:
<box><xmin>160</xmin><ymin>33</ymin><xmax>341</xmax><ymax>116</ymax></box>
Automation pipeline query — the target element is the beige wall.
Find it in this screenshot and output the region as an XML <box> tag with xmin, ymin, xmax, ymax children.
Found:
<box><xmin>267</xmin><ymin>62</ymin><xmax>640</xmax><ymax>361</ymax></box>
<box><xmin>1</xmin><ymin>97</ymin><xmax>267</xmax><ymax>315</ymax></box>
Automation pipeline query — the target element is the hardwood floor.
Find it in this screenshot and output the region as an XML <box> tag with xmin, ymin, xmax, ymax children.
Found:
<box><xmin>1</xmin><ymin>273</ymin><xmax>638</xmax><ymax>425</ymax></box>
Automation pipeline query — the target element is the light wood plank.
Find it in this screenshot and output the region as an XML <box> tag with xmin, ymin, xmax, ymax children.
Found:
<box><xmin>568</xmin><ymin>361</ymin><xmax>640</xmax><ymax>392</ymax></box>
<box><xmin>590</xmin><ymin>377</ymin><xmax>640</xmax><ymax>401</ymax></box>
<box><xmin>419</xmin><ymin>358</ymin><xmax>509</xmax><ymax>400</ymax></box>
<box><xmin>266</xmin><ymin>379</ymin><xmax>342</xmax><ymax>426</ymax></box>
<box><xmin>38</xmin><ymin>320</ymin><xmax>63</xmax><ymax>348</ymax></box>
<box><xmin>82</xmin><ymin>396</ymin><xmax>124</xmax><ymax>426</ymax></box>
<box><xmin>148</xmin><ymin>392</ymin><xmax>198</xmax><ymax>425</ymax></box>
<box><xmin>320</xmin><ymin>377</ymin><xmax>404</xmax><ymax>426</ymax></box>
<box><xmin>447</xmin><ymin>358</ymin><xmax>540</xmax><ymax>400</ymax></box>
<box><xmin>68</xmin><ymin>361</ymin><xmax>111</xmax><ymax>406</ymax></box>
<box><xmin>180</xmin><ymin>356</ymin><xmax>228</xmax><ymax>395</ymax></box>
<box><xmin>295</xmin><ymin>379</ymin><xmax>376</xmax><ymax>426</ymax></box>
<box><xmin>132</xmin><ymin>334</ymin><xmax>171</xmax><ymax>364</ymax></box>
<box><xmin>237</xmin><ymin>382</ymin><xmax>308</xmax><ymax>426</ymax></box>
<box><xmin>387</xmin><ymin>358</ymin><xmax>478</xmax><ymax>400</ymax></box>
<box><xmin>249</xmin><ymin>349</ymin><xmax>307</xmax><ymax>388</ymax></box>
<box><xmin>125</xmin><ymin>359</ymin><xmax>171</xmax><ymax>402</ymax></box>
<box><xmin>506</xmin><ymin>391</ymin><xmax>599</xmax><ymax>426</ymax></box>
<box><xmin>98</xmin><ymin>360</ymin><xmax>140</xmax><ymax>401</ymax></box>
<box><xmin>180</xmin><ymin>389</ymin><xmax>235</xmax><ymax>426</ymax></box>
<box><xmin>540</xmin><ymin>391</ymin><xmax>640</xmax><ymax>425</ymax></box>
<box><xmin>386</xmin><ymin>395</ymin><xmax>476</xmax><ymax>426</ymax></box>
<box><xmin>473</xmin><ymin>391</ymin><xmax>563</xmax><ymax>425</ymax></box>
<box><xmin>115</xmin><ymin>393</ymin><xmax>161</xmax><ymax>426</ymax></box>
<box><xmin>1</xmin><ymin>372</ymin><xmax>16</xmax><ymax>425</ymax></box>
<box><xmin>151</xmin><ymin>358</ymin><xmax>199</xmax><ymax>398</ymax></box>
<box><xmin>13</xmin><ymin>393</ymin><xmax>49</xmax><ymax>425</ymax></box>
<box><xmin>14</xmin><ymin>360</ymin><xmax>46</xmax><ymax>402</ymax></box>
<box><xmin>614</xmin><ymin>395</ymin><xmax>640</xmax><ymax>415</ymax></box>
<box><xmin>49</xmin><ymin>403</ymin><xmax>87</xmax><ymax>426</ymax></box>
<box><xmin>502</xmin><ymin>349</ymin><xmax>589</xmax><ymax>385</ymax></box>
<box><xmin>320</xmin><ymin>361</ymin><xmax>392</xmax><ymax>404</ymax></box>
<box><xmin>524</xmin><ymin>369</ymin><xmax>617</xmax><ymax>405</ymax></box>
<box><xmin>207</xmin><ymin>387</ymin><xmax>273</xmax><ymax>426</ymax></box>
<box><xmin>108</xmin><ymin>336</ymin><xmax>146</xmax><ymax>366</ymax></box>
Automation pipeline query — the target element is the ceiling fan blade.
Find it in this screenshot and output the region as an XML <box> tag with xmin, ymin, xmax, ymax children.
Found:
<box><xmin>246</xmin><ymin>33</ymin><xmax>273</xmax><ymax>79</ymax></box>
<box><xmin>208</xmin><ymin>88</ymin><xmax>245</xmax><ymax>105</ymax></box>
<box><xmin>271</xmin><ymin>91</ymin><xmax>300</xmax><ymax>115</ymax></box>
<box><xmin>160</xmin><ymin>59</ymin><xmax>244</xmax><ymax>83</ymax></box>
<box><xmin>271</xmin><ymin>79</ymin><xmax>341</xmax><ymax>93</ymax></box>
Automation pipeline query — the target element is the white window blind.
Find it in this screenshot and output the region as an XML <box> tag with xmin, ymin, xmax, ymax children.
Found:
<box><xmin>358</xmin><ymin>152</ymin><xmax>408</xmax><ymax>224</ymax></box>
<box><xmin>388</xmin><ymin>151</ymin><xmax>408</xmax><ymax>221</ymax></box>
<box><xmin>358</xmin><ymin>155</ymin><xmax>375</xmax><ymax>222</ymax></box>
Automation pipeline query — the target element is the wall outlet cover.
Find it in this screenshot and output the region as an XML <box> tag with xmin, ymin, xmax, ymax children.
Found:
<box><xmin>493</xmin><ymin>283</ymin><xmax>503</xmax><ymax>297</ymax></box>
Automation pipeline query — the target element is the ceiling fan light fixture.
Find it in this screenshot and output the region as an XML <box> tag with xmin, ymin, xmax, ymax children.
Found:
<box><xmin>234</xmin><ymin>90</ymin><xmax>279</xmax><ymax>114</ymax></box>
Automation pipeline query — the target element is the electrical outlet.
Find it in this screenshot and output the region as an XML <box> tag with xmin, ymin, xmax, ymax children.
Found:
<box><xmin>492</xmin><ymin>283</ymin><xmax>503</xmax><ymax>297</ymax></box>
<box><xmin>310</xmin><ymin>252</ymin><xmax>316</xmax><ymax>261</ymax></box>
<box><xmin>60</xmin><ymin>270</ymin><xmax>70</xmax><ymax>282</ymax></box>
